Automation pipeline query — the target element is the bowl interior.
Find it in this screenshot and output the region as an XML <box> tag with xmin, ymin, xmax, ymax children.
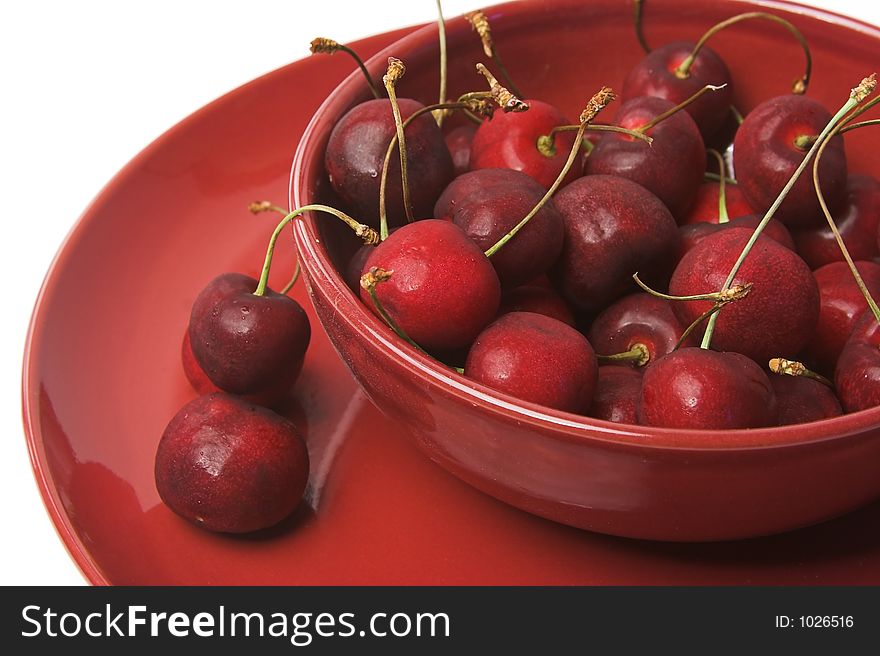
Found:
<box><xmin>293</xmin><ymin>0</ymin><xmax>880</xmax><ymax>448</ymax></box>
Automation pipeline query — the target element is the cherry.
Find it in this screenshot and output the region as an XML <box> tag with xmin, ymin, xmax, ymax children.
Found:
<box><xmin>669</xmin><ymin>228</ymin><xmax>818</xmax><ymax>364</ymax></box>
<box><xmin>360</xmin><ymin>219</ymin><xmax>501</xmax><ymax>351</ymax></box>
<box><xmin>733</xmin><ymin>95</ymin><xmax>847</xmax><ymax>227</ymax></box>
<box><xmin>835</xmin><ymin>310</ymin><xmax>880</xmax><ymax>413</ymax></box>
<box><xmin>802</xmin><ymin>260</ymin><xmax>880</xmax><ymax>375</ymax></box>
<box><xmin>469</xmin><ymin>99</ymin><xmax>579</xmax><ymax>189</ymax></box>
<box><xmin>587</xmin><ymin>293</ymin><xmax>693</xmax><ymax>367</ymax></box>
<box><xmin>464</xmin><ymin>311</ymin><xmax>597</xmax><ymax>413</ymax></box>
<box><xmin>639</xmin><ymin>347</ymin><xmax>778</xmax><ymax>429</ymax></box>
<box><xmin>498</xmin><ymin>284</ymin><xmax>575</xmax><ymax>327</ymax></box>
<box><xmin>793</xmin><ymin>174</ymin><xmax>880</xmax><ymax>269</ymax></box>
<box><xmin>677</xmin><ymin>214</ymin><xmax>794</xmax><ymax>261</ymax></box>
<box><xmin>445</xmin><ymin>124</ymin><xmax>477</xmax><ymax>176</ymax></box>
<box><xmin>551</xmin><ymin>174</ymin><xmax>679</xmax><ymax>314</ymax></box>
<box><xmin>622</xmin><ymin>42</ymin><xmax>732</xmax><ymax>141</ymax></box>
<box><xmin>681</xmin><ymin>181</ymin><xmax>754</xmax><ymax>225</ymax></box>
<box><xmin>155</xmin><ymin>393</ymin><xmax>309</xmax><ymax>533</ymax></box>
<box><xmin>325</xmin><ymin>98</ymin><xmax>453</xmax><ymax>228</ymax></box>
<box><xmin>188</xmin><ymin>273</ymin><xmax>311</xmax><ymax>403</ymax></box>
<box><xmin>769</xmin><ymin>373</ymin><xmax>842</xmax><ymax>425</ymax></box>
<box><xmin>588</xmin><ymin>366</ymin><xmax>642</xmax><ymax>424</ymax></box>
<box><xmin>584</xmin><ymin>95</ymin><xmax>706</xmax><ymax>219</ymax></box>
<box><xmin>433</xmin><ymin>168</ymin><xmax>564</xmax><ymax>287</ymax></box>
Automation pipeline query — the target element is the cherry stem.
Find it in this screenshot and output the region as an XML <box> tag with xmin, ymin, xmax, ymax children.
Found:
<box><xmin>636</xmin><ymin>84</ymin><xmax>726</xmax><ymax>133</ymax></box>
<box><xmin>673</xmin><ymin>304</ymin><xmax>723</xmax><ymax>352</ymax></box>
<box><xmin>812</xmin><ymin>116</ymin><xmax>880</xmax><ymax>325</ymax></box>
<box><xmin>674</xmin><ymin>12</ymin><xmax>811</xmax><ymax>94</ymax></box>
<box><xmin>700</xmin><ymin>74</ymin><xmax>877</xmax><ymax>350</ymax></box>
<box><xmin>597</xmin><ymin>342</ymin><xmax>651</xmax><ymax>367</ymax></box>
<box><xmin>484</xmin><ymin>87</ymin><xmax>616</xmax><ymax>258</ymax></box>
<box><xmin>769</xmin><ymin>357</ymin><xmax>834</xmax><ymax>388</ymax></box>
<box><xmin>434</xmin><ymin>0</ymin><xmax>448</xmax><ymax>126</ymax></box>
<box><xmin>466</xmin><ymin>11</ymin><xmax>524</xmax><ymax>99</ymax></box>
<box><xmin>382</xmin><ymin>58</ymin><xmax>415</xmax><ymax>227</ymax></box>
<box><xmin>839</xmin><ymin>118</ymin><xmax>880</xmax><ymax>134</ymax></box>
<box><xmin>310</xmin><ymin>38</ymin><xmax>381</xmax><ymax>99</ymax></box>
<box><xmin>707</xmin><ymin>148</ymin><xmax>730</xmax><ymax>223</ymax></box>
<box><xmin>360</xmin><ymin>268</ymin><xmax>433</xmax><ymax>358</ymax></box>
<box><xmin>794</xmin><ymin>134</ymin><xmax>817</xmax><ymax>150</ymax></box>
<box><xmin>705</xmin><ymin>171</ymin><xmax>737</xmax><ymax>185</ymax></box>
<box><xmin>730</xmin><ymin>104</ymin><xmax>744</xmax><ymax>125</ymax></box>
<box><xmin>632</xmin><ymin>272</ymin><xmax>752</xmax><ymax>304</ymax></box>
<box><xmin>281</xmin><ymin>262</ymin><xmax>301</xmax><ymax>295</ymax></box>
<box><xmin>254</xmin><ymin>204</ymin><xmax>378</xmax><ymax>297</ymax></box>
<box><xmin>633</xmin><ymin>0</ymin><xmax>650</xmax><ymax>53</ymax></box>
<box><xmin>249</xmin><ymin>201</ymin><xmax>302</xmax><ymax>294</ymax></box>
<box><xmin>536</xmin><ymin>123</ymin><xmax>652</xmax><ymax>157</ymax></box>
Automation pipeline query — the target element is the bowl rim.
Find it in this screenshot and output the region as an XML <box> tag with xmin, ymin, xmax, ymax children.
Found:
<box><xmin>291</xmin><ymin>0</ymin><xmax>880</xmax><ymax>452</ymax></box>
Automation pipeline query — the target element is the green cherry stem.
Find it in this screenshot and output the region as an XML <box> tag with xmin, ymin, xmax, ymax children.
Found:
<box><xmin>359</xmin><ymin>268</ymin><xmax>429</xmax><ymax>355</ymax></box>
<box><xmin>281</xmin><ymin>262</ymin><xmax>302</xmax><ymax>295</ymax></box>
<box><xmin>706</xmin><ymin>148</ymin><xmax>730</xmax><ymax>223</ymax></box>
<box><xmin>597</xmin><ymin>342</ymin><xmax>651</xmax><ymax>366</ymax></box>
<box><xmin>434</xmin><ymin>0</ymin><xmax>448</xmax><ymax>126</ymax></box>
<box><xmin>253</xmin><ymin>204</ymin><xmax>378</xmax><ymax>297</ymax></box>
<box><xmin>382</xmin><ymin>58</ymin><xmax>414</xmax><ymax>226</ymax></box>
<box><xmin>673</xmin><ymin>304</ymin><xmax>724</xmax><ymax>352</ymax></box>
<box><xmin>632</xmin><ymin>272</ymin><xmax>752</xmax><ymax>303</ymax></box>
<box><xmin>484</xmin><ymin>87</ymin><xmax>617</xmax><ymax>258</ymax></box>
<box><xmin>249</xmin><ymin>201</ymin><xmax>302</xmax><ymax>294</ymax></box>
<box><xmin>310</xmin><ymin>38</ymin><xmax>381</xmax><ymax>99</ymax></box>
<box><xmin>700</xmin><ymin>74</ymin><xmax>877</xmax><ymax>350</ymax></box>
<box><xmin>769</xmin><ymin>357</ymin><xmax>834</xmax><ymax>388</ymax></box>
<box><xmin>536</xmin><ymin>123</ymin><xmax>652</xmax><ymax>157</ymax></box>
<box><xmin>705</xmin><ymin>171</ymin><xmax>737</xmax><ymax>185</ymax></box>
<box><xmin>636</xmin><ymin>84</ymin><xmax>726</xmax><ymax>133</ymax></box>
<box><xmin>633</xmin><ymin>0</ymin><xmax>650</xmax><ymax>53</ymax></box>
<box><xmin>674</xmin><ymin>12</ymin><xmax>811</xmax><ymax>94</ymax></box>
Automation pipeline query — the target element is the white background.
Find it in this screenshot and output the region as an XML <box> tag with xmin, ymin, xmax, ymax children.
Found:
<box><xmin>1</xmin><ymin>0</ymin><xmax>878</xmax><ymax>585</ymax></box>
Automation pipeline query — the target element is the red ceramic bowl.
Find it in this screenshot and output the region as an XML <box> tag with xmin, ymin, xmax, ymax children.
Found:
<box><xmin>292</xmin><ymin>0</ymin><xmax>880</xmax><ymax>541</ymax></box>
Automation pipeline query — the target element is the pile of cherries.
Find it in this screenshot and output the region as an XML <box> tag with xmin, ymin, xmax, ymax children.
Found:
<box><xmin>155</xmin><ymin>3</ymin><xmax>880</xmax><ymax>535</ymax></box>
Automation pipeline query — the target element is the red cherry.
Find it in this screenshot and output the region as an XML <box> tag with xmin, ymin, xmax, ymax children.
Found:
<box><xmin>188</xmin><ymin>273</ymin><xmax>310</xmax><ymax>401</ymax></box>
<box><xmin>770</xmin><ymin>375</ymin><xmax>842</xmax><ymax>425</ymax></box>
<box><xmin>588</xmin><ymin>366</ymin><xmax>642</xmax><ymax>424</ymax></box>
<box><xmin>155</xmin><ymin>393</ymin><xmax>309</xmax><ymax>533</ymax></box>
<box><xmin>835</xmin><ymin>310</ymin><xmax>880</xmax><ymax>413</ymax></box>
<box><xmin>802</xmin><ymin>260</ymin><xmax>880</xmax><ymax>375</ymax></box>
<box><xmin>469</xmin><ymin>99</ymin><xmax>579</xmax><ymax>189</ymax></box>
<box><xmin>551</xmin><ymin>175</ymin><xmax>679</xmax><ymax>314</ymax></box>
<box><xmin>433</xmin><ymin>168</ymin><xmax>563</xmax><ymax>287</ymax></box>
<box><xmin>677</xmin><ymin>214</ymin><xmax>794</xmax><ymax>262</ymax></box>
<box><xmin>793</xmin><ymin>174</ymin><xmax>880</xmax><ymax>269</ymax></box>
<box><xmin>444</xmin><ymin>124</ymin><xmax>477</xmax><ymax>176</ymax></box>
<box><xmin>680</xmin><ymin>181</ymin><xmax>754</xmax><ymax>225</ymax></box>
<box><xmin>498</xmin><ymin>284</ymin><xmax>575</xmax><ymax>327</ymax></box>
<box><xmin>622</xmin><ymin>41</ymin><xmax>733</xmax><ymax>141</ymax></box>
<box><xmin>465</xmin><ymin>311</ymin><xmax>597</xmax><ymax>413</ymax></box>
<box><xmin>584</xmin><ymin>95</ymin><xmax>706</xmax><ymax>220</ymax></box>
<box><xmin>639</xmin><ymin>348</ymin><xmax>778</xmax><ymax>429</ymax></box>
<box><xmin>733</xmin><ymin>95</ymin><xmax>847</xmax><ymax>228</ymax></box>
<box><xmin>669</xmin><ymin>228</ymin><xmax>818</xmax><ymax>364</ymax></box>
<box><xmin>325</xmin><ymin>98</ymin><xmax>453</xmax><ymax>228</ymax></box>
<box><xmin>360</xmin><ymin>220</ymin><xmax>501</xmax><ymax>351</ymax></box>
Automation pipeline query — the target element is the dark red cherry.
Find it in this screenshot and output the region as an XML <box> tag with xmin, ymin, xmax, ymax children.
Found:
<box><xmin>669</xmin><ymin>228</ymin><xmax>818</xmax><ymax>364</ymax></box>
<box><xmin>622</xmin><ymin>41</ymin><xmax>733</xmax><ymax>141</ymax></box>
<box><xmin>155</xmin><ymin>393</ymin><xmax>309</xmax><ymax>533</ymax></box>
<box><xmin>639</xmin><ymin>348</ymin><xmax>778</xmax><ymax>429</ymax></box>
<box><xmin>802</xmin><ymin>260</ymin><xmax>880</xmax><ymax>375</ymax></box>
<box><xmin>733</xmin><ymin>95</ymin><xmax>847</xmax><ymax>228</ymax></box>
<box><xmin>445</xmin><ymin>124</ymin><xmax>477</xmax><ymax>176</ymax></box>
<box><xmin>498</xmin><ymin>284</ymin><xmax>575</xmax><ymax>327</ymax></box>
<box><xmin>588</xmin><ymin>366</ymin><xmax>642</xmax><ymax>424</ymax></box>
<box><xmin>465</xmin><ymin>311</ymin><xmax>597</xmax><ymax>413</ymax></box>
<box><xmin>434</xmin><ymin>168</ymin><xmax>563</xmax><ymax>287</ymax></box>
<box><xmin>835</xmin><ymin>309</ymin><xmax>880</xmax><ymax>413</ymax></box>
<box><xmin>551</xmin><ymin>175</ymin><xmax>679</xmax><ymax>314</ymax></box>
<box><xmin>584</xmin><ymin>95</ymin><xmax>706</xmax><ymax>220</ymax></box>
<box><xmin>188</xmin><ymin>273</ymin><xmax>311</xmax><ymax>403</ymax></box>
<box><xmin>588</xmin><ymin>293</ymin><xmax>694</xmax><ymax>366</ymax></box>
<box><xmin>325</xmin><ymin>98</ymin><xmax>454</xmax><ymax>228</ymax></box>
<box><xmin>469</xmin><ymin>99</ymin><xmax>579</xmax><ymax>189</ymax></box>
<box><xmin>792</xmin><ymin>175</ymin><xmax>880</xmax><ymax>269</ymax></box>
<box><xmin>677</xmin><ymin>214</ymin><xmax>794</xmax><ymax>262</ymax></box>
<box><xmin>770</xmin><ymin>375</ymin><xmax>842</xmax><ymax>425</ymax></box>
<box><xmin>680</xmin><ymin>181</ymin><xmax>754</xmax><ymax>225</ymax></box>
<box><xmin>360</xmin><ymin>220</ymin><xmax>500</xmax><ymax>351</ymax></box>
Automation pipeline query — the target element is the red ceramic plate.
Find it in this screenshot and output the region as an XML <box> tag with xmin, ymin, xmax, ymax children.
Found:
<box><xmin>23</xmin><ymin>18</ymin><xmax>880</xmax><ymax>585</ymax></box>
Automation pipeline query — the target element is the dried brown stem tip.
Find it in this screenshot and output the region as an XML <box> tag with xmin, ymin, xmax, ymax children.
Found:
<box><xmin>769</xmin><ymin>357</ymin><xmax>806</xmax><ymax>377</ymax></box>
<box><xmin>384</xmin><ymin>57</ymin><xmax>406</xmax><ymax>86</ymax></box>
<box><xmin>310</xmin><ymin>37</ymin><xmax>341</xmax><ymax>54</ymax></box>
<box><xmin>248</xmin><ymin>200</ymin><xmax>274</xmax><ymax>214</ymax></box>
<box><xmin>580</xmin><ymin>86</ymin><xmax>616</xmax><ymax>124</ymax></box>
<box><xmin>360</xmin><ymin>267</ymin><xmax>393</xmax><ymax>290</ymax></box>
<box><xmin>476</xmin><ymin>62</ymin><xmax>528</xmax><ymax>113</ymax></box>
<box><xmin>466</xmin><ymin>10</ymin><xmax>495</xmax><ymax>57</ymax></box>
<box><xmin>355</xmin><ymin>224</ymin><xmax>380</xmax><ymax>246</ymax></box>
<box><xmin>852</xmin><ymin>73</ymin><xmax>877</xmax><ymax>103</ymax></box>
<box><xmin>717</xmin><ymin>282</ymin><xmax>753</xmax><ymax>303</ymax></box>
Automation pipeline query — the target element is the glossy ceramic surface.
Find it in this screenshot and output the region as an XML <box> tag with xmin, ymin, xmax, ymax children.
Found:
<box><xmin>292</xmin><ymin>0</ymin><xmax>880</xmax><ymax>541</ymax></box>
<box><xmin>22</xmin><ymin>6</ymin><xmax>880</xmax><ymax>586</ymax></box>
